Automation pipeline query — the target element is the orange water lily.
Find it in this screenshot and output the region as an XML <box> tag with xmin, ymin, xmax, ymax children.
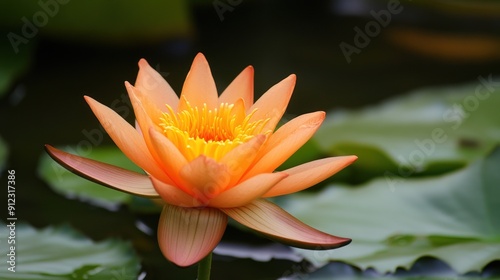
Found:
<box><xmin>46</xmin><ymin>53</ymin><xmax>357</xmax><ymax>267</ymax></box>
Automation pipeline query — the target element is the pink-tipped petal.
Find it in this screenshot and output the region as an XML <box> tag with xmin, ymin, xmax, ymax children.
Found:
<box><xmin>157</xmin><ymin>204</ymin><xmax>227</xmax><ymax>267</ymax></box>
<box><xmin>263</xmin><ymin>156</ymin><xmax>358</xmax><ymax>197</ymax></box>
<box><xmin>179</xmin><ymin>156</ymin><xmax>230</xmax><ymax>203</ymax></box>
<box><xmin>178</xmin><ymin>53</ymin><xmax>218</xmax><ymax>111</ymax></box>
<box><xmin>208</xmin><ymin>172</ymin><xmax>288</xmax><ymax>208</ymax></box>
<box><xmin>219</xmin><ymin>134</ymin><xmax>267</xmax><ymax>186</ymax></box>
<box><xmin>84</xmin><ymin>96</ymin><xmax>173</xmax><ymax>184</ymax></box>
<box><xmin>243</xmin><ymin>112</ymin><xmax>325</xmax><ymax>180</ymax></box>
<box><xmin>150</xmin><ymin>176</ymin><xmax>204</xmax><ymax>208</ymax></box>
<box><xmin>248</xmin><ymin>74</ymin><xmax>296</xmax><ymax>132</ymax></box>
<box><xmin>222</xmin><ymin>199</ymin><xmax>351</xmax><ymax>249</ymax></box>
<box><xmin>136</xmin><ymin>58</ymin><xmax>179</xmax><ymax>109</ymax></box>
<box><xmin>219</xmin><ymin>66</ymin><xmax>254</xmax><ymax>109</ymax></box>
<box><xmin>45</xmin><ymin>145</ymin><xmax>158</xmax><ymax>197</ymax></box>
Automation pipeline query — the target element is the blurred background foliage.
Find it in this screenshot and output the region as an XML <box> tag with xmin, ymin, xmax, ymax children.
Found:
<box><xmin>0</xmin><ymin>0</ymin><xmax>192</xmax><ymax>45</ymax></box>
<box><xmin>1</xmin><ymin>0</ymin><xmax>500</xmax><ymax>279</ymax></box>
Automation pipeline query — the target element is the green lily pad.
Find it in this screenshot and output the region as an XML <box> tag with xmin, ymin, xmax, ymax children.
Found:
<box><xmin>0</xmin><ymin>223</ymin><xmax>140</xmax><ymax>279</ymax></box>
<box><xmin>315</xmin><ymin>81</ymin><xmax>500</xmax><ymax>182</ymax></box>
<box><xmin>306</xmin><ymin>257</ymin><xmax>497</xmax><ymax>279</ymax></box>
<box><xmin>38</xmin><ymin>145</ymin><xmax>161</xmax><ymax>212</ymax></box>
<box><xmin>280</xmin><ymin>147</ymin><xmax>500</xmax><ymax>274</ymax></box>
<box><xmin>278</xmin><ymin>137</ymin><xmax>325</xmax><ymax>171</ymax></box>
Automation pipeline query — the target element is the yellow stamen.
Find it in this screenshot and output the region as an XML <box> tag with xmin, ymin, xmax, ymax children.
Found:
<box><xmin>160</xmin><ymin>99</ymin><xmax>269</xmax><ymax>161</ymax></box>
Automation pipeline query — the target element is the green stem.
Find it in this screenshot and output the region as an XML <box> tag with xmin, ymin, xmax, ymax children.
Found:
<box><xmin>197</xmin><ymin>252</ymin><xmax>212</xmax><ymax>280</ymax></box>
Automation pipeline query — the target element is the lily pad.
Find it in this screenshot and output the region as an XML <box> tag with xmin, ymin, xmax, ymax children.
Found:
<box><xmin>315</xmin><ymin>81</ymin><xmax>500</xmax><ymax>182</ymax></box>
<box><xmin>278</xmin><ymin>137</ymin><xmax>325</xmax><ymax>171</ymax></box>
<box><xmin>0</xmin><ymin>223</ymin><xmax>140</xmax><ymax>279</ymax></box>
<box><xmin>280</xmin><ymin>147</ymin><xmax>500</xmax><ymax>274</ymax></box>
<box><xmin>306</xmin><ymin>257</ymin><xmax>497</xmax><ymax>279</ymax></box>
<box><xmin>38</xmin><ymin>145</ymin><xmax>161</xmax><ymax>212</ymax></box>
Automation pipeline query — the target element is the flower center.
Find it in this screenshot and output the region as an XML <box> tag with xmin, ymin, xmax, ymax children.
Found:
<box><xmin>159</xmin><ymin>99</ymin><xmax>269</xmax><ymax>161</ymax></box>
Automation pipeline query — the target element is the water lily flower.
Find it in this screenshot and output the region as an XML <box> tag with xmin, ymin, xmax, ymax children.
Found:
<box><xmin>45</xmin><ymin>53</ymin><xmax>357</xmax><ymax>267</ymax></box>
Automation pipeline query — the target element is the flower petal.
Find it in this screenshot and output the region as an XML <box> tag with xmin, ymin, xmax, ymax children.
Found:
<box><xmin>248</xmin><ymin>74</ymin><xmax>296</xmax><ymax>132</ymax></box>
<box><xmin>45</xmin><ymin>145</ymin><xmax>159</xmax><ymax>197</ymax></box>
<box><xmin>126</xmin><ymin>83</ymin><xmax>165</xmax><ymax>159</ymax></box>
<box><xmin>263</xmin><ymin>156</ymin><xmax>358</xmax><ymax>197</ymax></box>
<box><xmin>228</xmin><ymin>97</ymin><xmax>247</xmax><ymax>125</ymax></box>
<box><xmin>136</xmin><ymin>58</ymin><xmax>179</xmax><ymax>109</ymax></box>
<box><xmin>178</xmin><ymin>53</ymin><xmax>218</xmax><ymax>111</ymax></box>
<box><xmin>222</xmin><ymin>199</ymin><xmax>351</xmax><ymax>249</ymax></box>
<box><xmin>84</xmin><ymin>96</ymin><xmax>173</xmax><ymax>184</ymax></box>
<box><xmin>243</xmin><ymin>111</ymin><xmax>325</xmax><ymax>179</ymax></box>
<box><xmin>157</xmin><ymin>204</ymin><xmax>227</xmax><ymax>267</ymax></box>
<box><xmin>208</xmin><ymin>172</ymin><xmax>288</xmax><ymax>208</ymax></box>
<box><xmin>126</xmin><ymin>83</ymin><xmax>188</xmax><ymax>186</ymax></box>
<box><xmin>219</xmin><ymin>134</ymin><xmax>267</xmax><ymax>186</ymax></box>
<box><xmin>150</xmin><ymin>176</ymin><xmax>204</xmax><ymax>208</ymax></box>
<box><xmin>179</xmin><ymin>156</ymin><xmax>230</xmax><ymax>203</ymax></box>
<box><xmin>148</xmin><ymin>128</ymin><xmax>190</xmax><ymax>192</ymax></box>
<box><xmin>219</xmin><ymin>66</ymin><xmax>254</xmax><ymax>109</ymax></box>
<box><xmin>126</xmin><ymin>81</ymin><xmax>164</xmax><ymax>128</ymax></box>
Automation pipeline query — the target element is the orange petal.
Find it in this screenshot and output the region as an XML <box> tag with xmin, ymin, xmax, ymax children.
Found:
<box><xmin>248</xmin><ymin>74</ymin><xmax>296</xmax><ymax>132</ymax></box>
<box><xmin>157</xmin><ymin>204</ymin><xmax>227</xmax><ymax>267</ymax></box>
<box><xmin>45</xmin><ymin>145</ymin><xmax>158</xmax><ymax>197</ymax></box>
<box><xmin>136</xmin><ymin>58</ymin><xmax>179</xmax><ymax>109</ymax></box>
<box><xmin>179</xmin><ymin>156</ymin><xmax>230</xmax><ymax>203</ymax></box>
<box><xmin>148</xmin><ymin>129</ymin><xmax>189</xmax><ymax>191</ymax></box>
<box><xmin>126</xmin><ymin>83</ymin><xmax>165</xmax><ymax>160</ymax></box>
<box><xmin>208</xmin><ymin>172</ymin><xmax>288</xmax><ymax>208</ymax></box>
<box><xmin>126</xmin><ymin>81</ymin><xmax>164</xmax><ymax>126</ymax></box>
<box><xmin>222</xmin><ymin>199</ymin><xmax>351</xmax><ymax>249</ymax></box>
<box><xmin>263</xmin><ymin>156</ymin><xmax>358</xmax><ymax>197</ymax></box>
<box><xmin>229</xmin><ymin>97</ymin><xmax>247</xmax><ymax>125</ymax></box>
<box><xmin>84</xmin><ymin>96</ymin><xmax>172</xmax><ymax>184</ymax></box>
<box><xmin>218</xmin><ymin>66</ymin><xmax>254</xmax><ymax>109</ymax></box>
<box><xmin>219</xmin><ymin>134</ymin><xmax>267</xmax><ymax>186</ymax></box>
<box><xmin>150</xmin><ymin>176</ymin><xmax>204</xmax><ymax>208</ymax></box>
<box><xmin>244</xmin><ymin>111</ymin><xmax>325</xmax><ymax>179</ymax></box>
<box><xmin>178</xmin><ymin>53</ymin><xmax>218</xmax><ymax>111</ymax></box>
<box><xmin>134</xmin><ymin>120</ymin><xmax>142</xmax><ymax>135</ymax></box>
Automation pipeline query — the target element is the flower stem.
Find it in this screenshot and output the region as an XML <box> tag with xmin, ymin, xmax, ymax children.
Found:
<box><xmin>197</xmin><ymin>252</ymin><xmax>212</xmax><ymax>280</ymax></box>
